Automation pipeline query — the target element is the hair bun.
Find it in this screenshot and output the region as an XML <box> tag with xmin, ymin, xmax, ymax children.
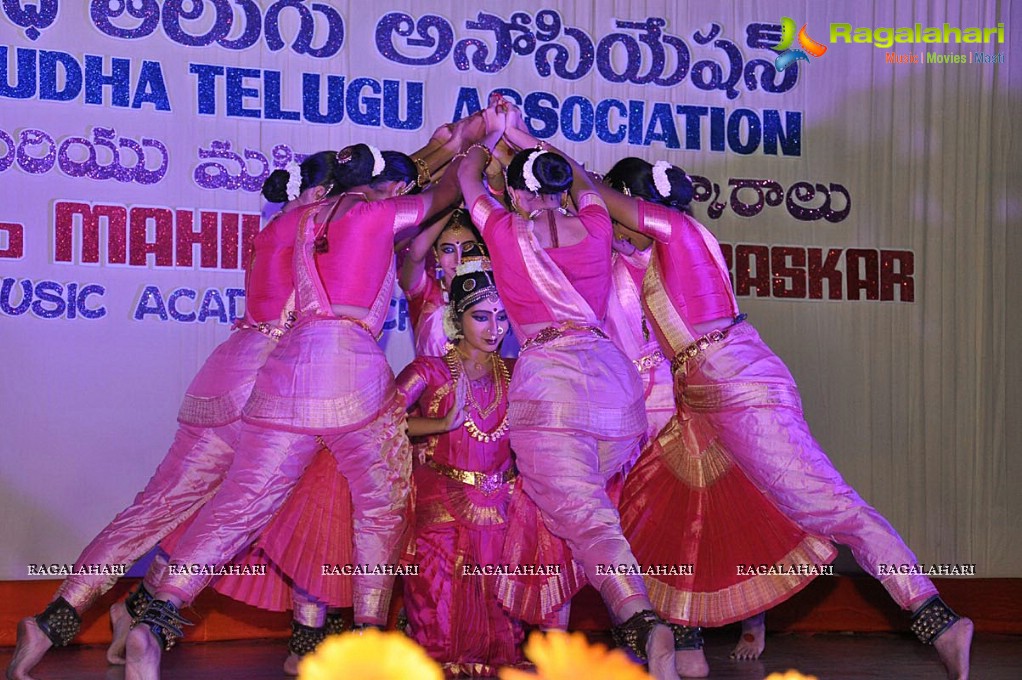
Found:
<box><xmin>666</xmin><ymin>166</ymin><xmax>693</xmax><ymax>208</ymax></box>
<box><xmin>261</xmin><ymin>169</ymin><xmax>290</xmax><ymax>203</ymax></box>
<box><xmin>533</xmin><ymin>154</ymin><xmax>572</xmax><ymax>194</ymax></box>
<box><xmin>507</xmin><ymin>149</ymin><xmax>573</xmax><ymax>194</ymax></box>
<box><xmin>330</xmin><ymin>144</ymin><xmax>375</xmax><ymax>191</ymax></box>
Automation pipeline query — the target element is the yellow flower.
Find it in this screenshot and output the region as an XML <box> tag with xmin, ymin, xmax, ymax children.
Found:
<box><xmin>499</xmin><ymin>630</ymin><xmax>651</xmax><ymax>680</ymax></box>
<box><xmin>298</xmin><ymin>630</ymin><xmax>443</xmax><ymax>680</ymax></box>
<box><xmin>765</xmin><ymin>671</ymin><xmax>819</xmax><ymax>680</ymax></box>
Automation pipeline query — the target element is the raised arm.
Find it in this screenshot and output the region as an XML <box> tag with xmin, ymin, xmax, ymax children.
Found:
<box><xmin>399</xmin><ymin>209</ymin><xmax>455</xmax><ymax>293</ymax></box>
<box><xmin>409</xmin><ymin>123</ymin><xmax>461</xmax><ymax>188</ymax></box>
<box><xmin>404</xmin><ymin>157</ymin><xmax>463</xmax><ymax>235</ymax></box>
<box><xmin>456</xmin><ymin>107</ymin><xmax>506</xmax><ymax>221</ymax></box>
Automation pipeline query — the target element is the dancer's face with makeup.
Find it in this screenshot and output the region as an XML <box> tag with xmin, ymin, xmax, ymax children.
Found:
<box><xmin>435</xmin><ymin>225</ymin><xmax>478</xmax><ymax>288</ymax></box>
<box><xmin>458</xmin><ymin>296</ymin><xmax>509</xmax><ymax>354</ymax></box>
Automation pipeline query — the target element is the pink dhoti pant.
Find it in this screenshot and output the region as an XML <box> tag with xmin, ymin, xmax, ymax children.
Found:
<box><xmin>680</xmin><ymin>323</ymin><xmax>937</xmax><ymax>610</ymax></box>
<box><xmin>158</xmin><ymin>412</ymin><xmax>409</xmax><ymax>624</ymax></box>
<box><xmin>56</xmin><ymin>329</ymin><xmax>275</xmax><ymax>611</ymax></box>
<box><xmin>507</xmin><ymin>335</ymin><xmax>649</xmax><ymax>618</ymax></box>
<box><xmin>158</xmin><ymin>319</ymin><xmax>411</xmax><ymax>625</ymax></box>
<box><xmin>56</xmin><ymin>423</ymin><xmax>238</xmax><ymax>611</ymax></box>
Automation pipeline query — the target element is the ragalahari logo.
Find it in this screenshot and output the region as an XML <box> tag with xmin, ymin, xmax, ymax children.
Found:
<box><xmin>773</xmin><ymin>17</ymin><xmax>828</xmax><ymax>70</ymax></box>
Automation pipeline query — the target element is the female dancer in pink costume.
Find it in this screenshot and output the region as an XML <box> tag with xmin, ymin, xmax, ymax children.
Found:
<box><xmin>400</xmin><ymin>209</ymin><xmax>481</xmax><ymax>357</ymax></box>
<box><xmin>123</xmin><ymin>144</ymin><xmax>462</xmax><ymax>679</ymax></box>
<box><xmin>602</xmin><ymin>157</ymin><xmax>973</xmax><ymax>680</ymax></box>
<box><xmin>6</xmin><ymin>152</ymin><xmax>339</xmax><ymax>680</ymax></box>
<box><xmin>456</xmin><ymin>106</ymin><xmax>684</xmax><ymax>680</ymax></box>
<box><xmin>604</xmin><ymin>225</ymin><xmax>835</xmax><ymax>664</ymax></box>
<box><xmin>396</xmin><ymin>245</ymin><xmax>533</xmax><ymax>676</ymax></box>
<box><xmin>202</xmin><ymin>125</ymin><xmax>473</xmax><ymax>677</ymax></box>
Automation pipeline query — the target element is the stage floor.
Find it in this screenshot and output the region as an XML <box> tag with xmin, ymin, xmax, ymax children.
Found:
<box><xmin>2</xmin><ymin>631</ymin><xmax>1019</xmax><ymax>679</ymax></box>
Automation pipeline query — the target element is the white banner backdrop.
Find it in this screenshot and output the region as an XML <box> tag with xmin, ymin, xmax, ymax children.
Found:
<box><xmin>1</xmin><ymin>0</ymin><xmax>1018</xmax><ymax>580</ymax></box>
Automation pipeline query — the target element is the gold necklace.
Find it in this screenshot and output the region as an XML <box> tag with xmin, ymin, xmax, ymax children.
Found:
<box><xmin>443</xmin><ymin>350</ymin><xmax>510</xmax><ymax>441</ymax></box>
<box><xmin>453</xmin><ymin>350</ymin><xmax>503</xmax><ymax>418</ymax></box>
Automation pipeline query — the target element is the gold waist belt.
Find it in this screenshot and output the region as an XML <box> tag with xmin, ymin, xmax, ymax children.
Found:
<box><xmin>633</xmin><ymin>349</ymin><xmax>666</xmax><ymax>373</ymax></box>
<box><xmin>295</xmin><ymin>313</ymin><xmax>380</xmax><ymax>340</ymax></box>
<box><xmin>425</xmin><ymin>458</ymin><xmax>518</xmax><ymax>495</ymax></box>
<box><xmin>235</xmin><ymin>321</ymin><xmax>289</xmax><ymax>341</ymax></box>
<box><xmin>520</xmin><ymin>321</ymin><xmax>609</xmax><ymax>352</ymax></box>
<box><xmin>670</xmin><ymin>314</ymin><xmax>749</xmax><ymax>373</ymax></box>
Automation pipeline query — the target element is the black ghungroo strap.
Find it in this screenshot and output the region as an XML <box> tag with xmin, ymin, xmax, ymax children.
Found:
<box><xmin>288</xmin><ymin>621</ymin><xmax>327</xmax><ymax>657</ymax></box>
<box><xmin>125</xmin><ymin>584</ymin><xmax>154</xmax><ymax>620</ymax></box>
<box><xmin>910</xmin><ymin>596</ymin><xmax>960</xmax><ymax>645</ymax></box>
<box><xmin>610</xmin><ymin>609</ymin><xmax>665</xmax><ymax>662</ymax></box>
<box><xmin>668</xmin><ymin>623</ymin><xmax>704</xmax><ymax>650</ymax></box>
<box><xmin>325</xmin><ymin>612</ymin><xmax>349</xmax><ymax>636</ymax></box>
<box><xmin>132</xmin><ymin>599</ymin><xmax>193</xmax><ymax>651</ymax></box>
<box><xmin>35</xmin><ymin>597</ymin><xmax>81</xmax><ymax>647</ymax></box>
<box><xmin>395</xmin><ymin>608</ymin><xmax>410</xmax><ymax>634</ymax></box>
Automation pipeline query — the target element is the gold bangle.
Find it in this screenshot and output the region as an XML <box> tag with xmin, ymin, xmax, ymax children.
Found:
<box><xmin>467</xmin><ymin>143</ymin><xmax>493</xmax><ymax>166</ymax></box>
<box><xmin>413</xmin><ymin>157</ymin><xmax>431</xmax><ymax>187</ymax></box>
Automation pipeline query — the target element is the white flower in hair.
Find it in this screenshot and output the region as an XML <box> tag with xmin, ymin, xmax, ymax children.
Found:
<box><xmin>442</xmin><ymin>306</ymin><xmax>462</xmax><ymax>340</ymax></box>
<box><xmin>522</xmin><ymin>149</ymin><xmax>547</xmax><ymax>193</ymax></box>
<box><xmin>652</xmin><ymin>160</ymin><xmax>673</xmax><ymax>198</ymax></box>
<box><xmin>368</xmin><ymin>145</ymin><xmax>386</xmax><ymax>177</ymax></box>
<box><xmin>456</xmin><ymin>259</ymin><xmax>490</xmax><ymax>276</ymax></box>
<box><xmin>284</xmin><ymin>161</ymin><xmax>302</xmax><ymax>202</ymax></box>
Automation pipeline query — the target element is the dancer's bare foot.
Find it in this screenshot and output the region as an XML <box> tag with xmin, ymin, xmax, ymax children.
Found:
<box><xmin>282</xmin><ymin>652</ymin><xmax>301</xmax><ymax>676</ymax></box>
<box><xmin>107</xmin><ymin>601</ymin><xmax>132</xmax><ymax>665</ymax></box>
<box><xmin>674</xmin><ymin>647</ymin><xmax>709</xmax><ymax>679</ymax></box>
<box><xmin>6</xmin><ymin>618</ymin><xmax>52</xmax><ymax>680</ymax></box>
<box><xmin>934</xmin><ymin>617</ymin><xmax>973</xmax><ymax>680</ymax></box>
<box><xmin>125</xmin><ymin>624</ymin><xmax>162</xmax><ymax>680</ymax></box>
<box><xmin>730</xmin><ymin>612</ymin><xmax>766</xmax><ymax>660</ymax></box>
<box><xmin>645</xmin><ymin>623</ymin><xmax>683</xmax><ymax>680</ymax></box>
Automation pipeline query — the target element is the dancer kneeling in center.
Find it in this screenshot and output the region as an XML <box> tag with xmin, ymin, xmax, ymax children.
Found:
<box><xmin>396</xmin><ymin>242</ymin><xmax>539</xmax><ymax>677</ymax></box>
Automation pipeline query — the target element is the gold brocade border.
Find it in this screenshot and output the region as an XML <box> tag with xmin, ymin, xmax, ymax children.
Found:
<box><xmin>494</xmin><ymin>561</ymin><xmax>587</xmax><ymax>623</ymax></box>
<box><xmin>353</xmin><ymin>587</ymin><xmax>390</xmax><ymax>624</ymax></box>
<box><xmin>425</xmin><ymin>375</ymin><xmax>454</xmax><ymax>416</ymax></box>
<box><xmin>244</xmin><ymin>381</ymin><xmax>390</xmax><ymax>432</ymax></box>
<box><xmin>576</xmin><ymin>190</ymin><xmax>604</xmax><ymax>211</ymax></box>
<box><xmin>177</xmin><ymin>381</ymin><xmax>253</xmax><ymax>426</ymax></box>
<box><xmin>508</xmin><ymin>399</ymin><xmax>646</xmax><ymax>439</ymax></box>
<box><xmin>470</xmin><ymin>193</ymin><xmax>499</xmax><ymax>229</ymax></box>
<box><xmin>419</xmin><ymin>382</ymin><xmax>454</xmax><ymax>459</ymax></box>
<box><xmin>416</xmin><ymin>488</ymin><xmax>507</xmax><ymax>528</ymax></box>
<box><xmin>645</xmin><ymin>536</ymin><xmax>838</xmax><ymax>627</ymax></box>
<box><xmin>658</xmin><ymin>431</ymin><xmax>733</xmax><ymax>489</ymax></box>
<box><xmin>683</xmin><ymin>381</ymin><xmax>803</xmax><ymax>413</ymax></box>
<box><xmin>638</xmin><ymin>198</ymin><xmax>673</xmax><ymax>243</ymax></box>
<box><xmin>643</xmin><ymin>254</ymin><xmax>698</xmax><ymax>354</ymax></box>
<box><xmin>600</xmin><ymin>573</ymin><xmax>648</xmax><ymax>613</ymax></box>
